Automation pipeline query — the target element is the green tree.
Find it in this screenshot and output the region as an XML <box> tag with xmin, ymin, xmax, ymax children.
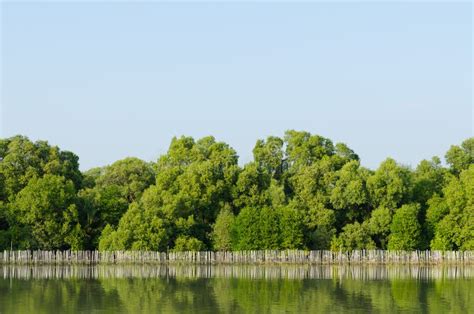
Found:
<box><xmin>284</xmin><ymin>130</ymin><xmax>335</xmax><ymax>169</ymax></box>
<box><xmin>232</xmin><ymin>206</ymin><xmax>302</xmax><ymax>250</ymax></box>
<box><xmin>98</xmin><ymin>194</ymin><xmax>173</xmax><ymax>251</ymax></box>
<box><xmin>0</xmin><ymin>136</ymin><xmax>82</xmax><ymax>200</ymax></box>
<box><xmin>258</xmin><ymin>207</ymin><xmax>281</xmax><ymax>249</ymax></box>
<box><xmin>334</xmin><ymin>142</ymin><xmax>359</xmax><ymax>162</ymax></box>
<box><xmin>95</xmin><ymin>157</ymin><xmax>155</xmax><ymax>203</ymax></box>
<box><xmin>412</xmin><ymin>157</ymin><xmax>449</xmax><ymax>249</ymax></box>
<box><xmin>81</xmin><ymin>167</ymin><xmax>102</xmax><ymax>189</ymax></box>
<box><xmin>388</xmin><ymin>204</ymin><xmax>422</xmax><ymax>250</ymax></box>
<box><xmin>211</xmin><ymin>207</ymin><xmax>235</xmax><ymax>251</ymax></box>
<box><xmin>304</xmin><ymin>206</ymin><xmax>336</xmax><ymax>249</ymax></box>
<box><xmin>233</xmin><ymin>207</ymin><xmax>261</xmax><ymax>250</ymax></box>
<box><xmin>412</xmin><ymin>157</ymin><xmax>447</xmax><ymax>206</ymax></box>
<box><xmin>78</xmin><ymin>185</ymin><xmax>128</xmax><ymax>248</ymax></box>
<box><xmin>99</xmin><ymin>136</ymin><xmax>239</xmax><ymax>250</ymax></box>
<box><xmin>253</xmin><ymin>136</ymin><xmax>284</xmax><ymax>178</ymax></box>
<box><xmin>330</xmin><ymin>160</ymin><xmax>371</xmax><ymax>225</ymax></box>
<box><xmin>289</xmin><ymin>158</ymin><xmax>336</xmax><ymax>210</ymax></box>
<box><xmin>331</xmin><ymin>221</ymin><xmax>375</xmax><ymax>251</ymax></box>
<box><xmin>279</xmin><ymin>205</ymin><xmax>305</xmax><ymax>249</ymax></box>
<box><xmin>155</xmin><ymin>136</ymin><xmax>239</xmax><ymax>227</ymax></box>
<box><xmin>98</xmin><ymin>224</ymin><xmax>123</xmax><ymax>251</ymax></box>
<box><xmin>287</xmin><ymin>156</ymin><xmax>340</xmax><ymax>250</ymax></box>
<box><xmin>173</xmin><ymin>235</ymin><xmax>205</xmax><ymax>251</ymax></box>
<box><xmin>232</xmin><ymin>162</ymin><xmax>272</xmax><ymax>209</ymax></box>
<box><xmin>10</xmin><ymin>175</ymin><xmax>83</xmax><ymax>249</ymax></box>
<box><xmin>366</xmin><ymin>206</ymin><xmax>392</xmax><ymax>249</ymax></box>
<box><xmin>424</xmin><ymin>195</ymin><xmax>449</xmax><ymax>245</ymax></box>
<box><xmin>78</xmin><ymin>157</ymin><xmax>154</xmax><ymax>248</ymax></box>
<box><xmin>2</xmin><ymin>133</ymin><xmax>472</xmax><ymax>252</ymax></box>
<box><xmin>367</xmin><ymin>158</ymin><xmax>412</xmax><ymax>210</ymax></box>
<box><xmin>445</xmin><ymin>138</ymin><xmax>474</xmax><ymax>175</ymax></box>
<box><xmin>430</xmin><ymin>165</ymin><xmax>474</xmax><ymax>250</ymax></box>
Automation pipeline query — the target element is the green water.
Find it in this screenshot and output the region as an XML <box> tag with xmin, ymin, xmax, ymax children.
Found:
<box><xmin>0</xmin><ymin>265</ymin><xmax>472</xmax><ymax>313</ymax></box>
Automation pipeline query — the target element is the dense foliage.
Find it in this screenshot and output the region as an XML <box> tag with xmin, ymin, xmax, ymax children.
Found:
<box><xmin>0</xmin><ymin>132</ymin><xmax>472</xmax><ymax>251</ymax></box>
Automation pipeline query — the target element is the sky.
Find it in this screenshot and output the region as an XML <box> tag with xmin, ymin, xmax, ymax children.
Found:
<box><xmin>0</xmin><ymin>2</ymin><xmax>472</xmax><ymax>170</ymax></box>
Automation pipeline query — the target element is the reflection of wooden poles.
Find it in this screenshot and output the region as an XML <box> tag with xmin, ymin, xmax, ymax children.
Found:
<box><xmin>0</xmin><ymin>250</ymin><xmax>473</xmax><ymax>265</ymax></box>
<box><xmin>1</xmin><ymin>263</ymin><xmax>472</xmax><ymax>280</ymax></box>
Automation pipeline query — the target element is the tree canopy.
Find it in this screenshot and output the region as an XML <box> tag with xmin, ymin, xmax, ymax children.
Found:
<box><xmin>0</xmin><ymin>133</ymin><xmax>472</xmax><ymax>251</ymax></box>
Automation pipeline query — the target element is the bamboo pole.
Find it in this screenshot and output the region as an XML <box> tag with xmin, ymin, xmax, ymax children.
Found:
<box><xmin>0</xmin><ymin>250</ymin><xmax>472</xmax><ymax>265</ymax></box>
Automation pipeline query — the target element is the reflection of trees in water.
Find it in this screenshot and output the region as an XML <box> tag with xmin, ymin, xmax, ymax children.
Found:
<box><xmin>0</xmin><ymin>267</ymin><xmax>473</xmax><ymax>314</ymax></box>
<box><xmin>1</xmin><ymin>265</ymin><xmax>472</xmax><ymax>280</ymax></box>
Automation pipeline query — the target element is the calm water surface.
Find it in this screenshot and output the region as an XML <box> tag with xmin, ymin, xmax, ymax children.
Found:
<box><xmin>0</xmin><ymin>265</ymin><xmax>472</xmax><ymax>313</ymax></box>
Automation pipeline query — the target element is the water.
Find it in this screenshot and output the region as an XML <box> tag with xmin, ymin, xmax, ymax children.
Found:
<box><xmin>0</xmin><ymin>265</ymin><xmax>472</xmax><ymax>313</ymax></box>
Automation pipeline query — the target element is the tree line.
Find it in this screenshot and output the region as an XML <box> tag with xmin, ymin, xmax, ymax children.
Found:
<box><xmin>0</xmin><ymin>131</ymin><xmax>472</xmax><ymax>251</ymax></box>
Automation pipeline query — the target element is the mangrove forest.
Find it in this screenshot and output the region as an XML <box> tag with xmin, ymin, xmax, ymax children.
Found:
<box><xmin>0</xmin><ymin>131</ymin><xmax>472</xmax><ymax>252</ymax></box>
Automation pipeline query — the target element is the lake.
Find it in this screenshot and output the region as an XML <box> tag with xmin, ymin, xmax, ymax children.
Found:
<box><xmin>0</xmin><ymin>265</ymin><xmax>472</xmax><ymax>313</ymax></box>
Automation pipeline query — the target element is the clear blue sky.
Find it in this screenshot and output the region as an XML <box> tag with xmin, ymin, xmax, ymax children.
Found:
<box><xmin>1</xmin><ymin>2</ymin><xmax>472</xmax><ymax>170</ymax></box>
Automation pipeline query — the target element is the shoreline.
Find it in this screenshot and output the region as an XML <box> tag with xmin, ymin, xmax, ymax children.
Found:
<box><xmin>1</xmin><ymin>250</ymin><xmax>473</xmax><ymax>265</ymax></box>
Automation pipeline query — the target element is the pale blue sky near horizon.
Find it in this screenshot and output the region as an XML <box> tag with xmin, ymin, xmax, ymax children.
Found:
<box><xmin>1</xmin><ymin>2</ymin><xmax>472</xmax><ymax>170</ymax></box>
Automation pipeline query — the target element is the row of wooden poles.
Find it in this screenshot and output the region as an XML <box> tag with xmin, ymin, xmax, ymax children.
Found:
<box><xmin>1</xmin><ymin>250</ymin><xmax>473</xmax><ymax>265</ymax></box>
